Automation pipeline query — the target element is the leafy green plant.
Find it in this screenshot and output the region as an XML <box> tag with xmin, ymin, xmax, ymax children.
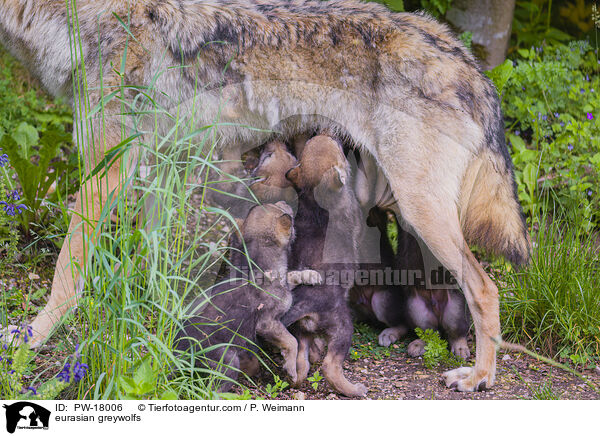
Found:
<box><xmin>264</xmin><ymin>375</ymin><xmax>289</xmax><ymax>399</ymax></box>
<box><xmin>349</xmin><ymin>322</ymin><xmax>400</xmax><ymax>361</ymax></box>
<box><xmin>0</xmin><ymin>47</ymin><xmax>76</xmax><ymax>238</ymax></box>
<box><xmin>485</xmin><ymin>59</ymin><xmax>514</xmax><ymax>98</ymax></box>
<box><xmin>503</xmin><ymin>40</ymin><xmax>600</xmax><ymax>227</ymax></box>
<box><xmin>307</xmin><ymin>370</ymin><xmax>323</xmax><ymax>391</ymax></box>
<box><xmin>118</xmin><ymin>356</ymin><xmax>178</xmax><ymax>400</ymax></box>
<box><xmin>414</xmin><ymin>328</ymin><xmax>464</xmax><ymax>369</ymax></box>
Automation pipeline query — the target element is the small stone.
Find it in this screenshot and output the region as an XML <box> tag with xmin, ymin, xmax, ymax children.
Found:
<box><xmin>326</xmin><ymin>393</ymin><xmax>338</xmax><ymax>400</ymax></box>
<box><xmin>502</xmin><ymin>354</ymin><xmax>512</xmax><ymax>361</ymax></box>
<box><xmin>292</xmin><ymin>392</ymin><xmax>306</xmax><ymax>400</ymax></box>
<box><xmin>28</xmin><ymin>273</ymin><xmax>40</xmax><ymax>280</ymax></box>
<box><xmin>595</xmin><ymin>366</ymin><xmax>600</xmax><ymax>376</ymax></box>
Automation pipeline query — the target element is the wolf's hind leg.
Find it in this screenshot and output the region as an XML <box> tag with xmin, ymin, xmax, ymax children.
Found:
<box><xmin>386</xmin><ymin>179</ymin><xmax>499</xmax><ymax>392</ymax></box>
<box><xmin>321</xmin><ymin>311</ymin><xmax>367</xmax><ymax>397</ymax></box>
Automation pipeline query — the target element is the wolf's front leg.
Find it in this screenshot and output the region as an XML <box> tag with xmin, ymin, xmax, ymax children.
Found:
<box><xmin>256</xmin><ymin>318</ymin><xmax>299</xmax><ymax>383</ymax></box>
<box><xmin>27</xmin><ymin>122</ymin><xmax>129</xmax><ymax>348</ymax></box>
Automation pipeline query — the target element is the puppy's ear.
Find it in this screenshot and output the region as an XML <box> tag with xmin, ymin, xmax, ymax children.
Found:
<box><xmin>285</xmin><ymin>165</ymin><xmax>300</xmax><ymax>186</ymax></box>
<box><xmin>276</xmin><ymin>213</ymin><xmax>293</xmax><ymax>237</ymax></box>
<box><xmin>332</xmin><ymin>166</ymin><xmax>347</xmax><ymax>188</ymax></box>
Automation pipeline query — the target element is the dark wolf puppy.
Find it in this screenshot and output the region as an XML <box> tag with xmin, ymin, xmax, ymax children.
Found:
<box><xmin>282</xmin><ymin>134</ymin><xmax>367</xmax><ymax>397</ymax></box>
<box><xmin>175</xmin><ymin>202</ymin><xmax>319</xmax><ymax>389</ymax></box>
<box><xmin>350</xmin><ymin>207</ymin><xmax>471</xmax><ymax>359</ymax></box>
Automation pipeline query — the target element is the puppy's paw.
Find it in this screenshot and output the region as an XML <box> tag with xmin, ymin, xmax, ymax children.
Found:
<box><xmin>287</xmin><ymin>269</ymin><xmax>322</xmax><ymax>286</ymax></box>
<box><xmin>282</xmin><ymin>359</ymin><xmax>298</xmax><ymax>385</ymax></box>
<box><xmin>450</xmin><ymin>338</ymin><xmax>471</xmax><ymax>360</ymax></box>
<box><xmin>378</xmin><ymin>328</ymin><xmax>401</xmax><ymax>347</ymax></box>
<box><xmin>407</xmin><ymin>339</ymin><xmax>426</xmax><ymax>357</ymax></box>
<box><xmin>443</xmin><ymin>367</ymin><xmax>491</xmax><ymax>392</ymax></box>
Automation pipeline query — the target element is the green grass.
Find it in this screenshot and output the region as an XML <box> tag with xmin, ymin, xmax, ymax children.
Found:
<box><xmin>500</xmin><ymin>211</ymin><xmax>600</xmax><ymax>367</ymax></box>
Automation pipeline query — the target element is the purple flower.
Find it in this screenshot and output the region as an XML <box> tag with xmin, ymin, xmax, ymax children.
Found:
<box><xmin>0</xmin><ymin>202</ymin><xmax>26</xmax><ymax>217</ymax></box>
<box><xmin>7</xmin><ymin>190</ymin><xmax>20</xmax><ymax>201</ymax></box>
<box><xmin>57</xmin><ymin>362</ymin><xmax>71</xmax><ymax>383</ymax></box>
<box><xmin>514</xmin><ymin>130</ymin><xmax>520</xmax><ymax>136</ymax></box>
<box><xmin>542</xmin><ymin>115</ymin><xmax>547</xmax><ymax>121</ymax></box>
<box><xmin>0</xmin><ymin>153</ymin><xmax>8</xmax><ymax>167</ymax></box>
<box><xmin>560</xmin><ymin>122</ymin><xmax>565</xmax><ymax>127</ymax></box>
<box><xmin>568</xmin><ymin>144</ymin><xmax>574</xmax><ymax>151</ymax></box>
<box><xmin>587</xmin><ymin>113</ymin><xmax>594</xmax><ymax>120</ymax></box>
<box><xmin>580</xmin><ymin>88</ymin><xmax>586</xmax><ymax>94</ymax></box>
<box><xmin>586</xmin><ymin>75</ymin><xmax>590</xmax><ymax>81</ymax></box>
<box><xmin>588</xmin><ymin>190</ymin><xmax>593</xmax><ymax>197</ymax></box>
<box><xmin>73</xmin><ymin>362</ymin><xmax>88</xmax><ymax>382</ymax></box>
<box><xmin>27</xmin><ymin>386</ymin><xmax>37</xmax><ymax>395</ymax></box>
<box><xmin>554</xmin><ymin>112</ymin><xmax>559</xmax><ymax>118</ymax></box>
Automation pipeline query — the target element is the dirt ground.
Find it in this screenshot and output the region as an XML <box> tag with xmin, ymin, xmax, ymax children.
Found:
<box><xmin>241</xmin><ymin>340</ymin><xmax>600</xmax><ymax>400</ymax></box>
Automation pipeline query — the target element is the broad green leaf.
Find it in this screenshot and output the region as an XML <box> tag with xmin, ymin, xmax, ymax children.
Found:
<box><xmin>11</xmin><ymin>122</ymin><xmax>39</xmax><ymax>161</ymax></box>
<box><xmin>159</xmin><ymin>390</ymin><xmax>178</xmax><ymax>400</ymax></box>
<box><xmin>485</xmin><ymin>60</ymin><xmax>514</xmax><ymax>98</ymax></box>
<box><xmin>118</xmin><ymin>376</ymin><xmax>138</xmax><ymax>395</ymax></box>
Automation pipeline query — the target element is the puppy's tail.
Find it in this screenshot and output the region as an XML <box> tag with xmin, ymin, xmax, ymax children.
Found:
<box><xmin>458</xmin><ymin>149</ymin><xmax>531</xmax><ymax>266</ymax></box>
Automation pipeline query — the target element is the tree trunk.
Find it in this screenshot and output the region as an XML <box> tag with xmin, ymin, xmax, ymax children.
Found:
<box><xmin>446</xmin><ymin>0</ymin><xmax>516</xmax><ymax>70</ymax></box>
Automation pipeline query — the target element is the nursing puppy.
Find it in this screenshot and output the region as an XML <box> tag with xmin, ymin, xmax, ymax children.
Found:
<box><xmin>209</xmin><ymin>140</ymin><xmax>298</xmax><ymax>218</ymax></box>
<box><xmin>282</xmin><ymin>135</ymin><xmax>367</xmax><ymax>397</ymax></box>
<box><xmin>175</xmin><ymin>202</ymin><xmax>320</xmax><ymax>389</ymax></box>
<box><xmin>350</xmin><ymin>207</ymin><xmax>471</xmax><ymax>359</ymax></box>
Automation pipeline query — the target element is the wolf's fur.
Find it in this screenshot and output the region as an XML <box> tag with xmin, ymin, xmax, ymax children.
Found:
<box><xmin>0</xmin><ymin>0</ymin><xmax>530</xmax><ymax>391</ymax></box>
<box><xmin>282</xmin><ymin>135</ymin><xmax>366</xmax><ymax>397</ymax></box>
<box><xmin>175</xmin><ymin>201</ymin><xmax>320</xmax><ymax>388</ymax></box>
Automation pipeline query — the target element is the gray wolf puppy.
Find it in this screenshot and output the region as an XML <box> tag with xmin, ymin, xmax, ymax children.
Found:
<box><xmin>282</xmin><ymin>135</ymin><xmax>367</xmax><ymax>397</ymax></box>
<box><xmin>0</xmin><ymin>0</ymin><xmax>530</xmax><ymax>391</ymax></box>
<box><xmin>175</xmin><ymin>201</ymin><xmax>319</xmax><ymax>388</ymax></box>
<box><xmin>350</xmin><ymin>207</ymin><xmax>471</xmax><ymax>359</ymax></box>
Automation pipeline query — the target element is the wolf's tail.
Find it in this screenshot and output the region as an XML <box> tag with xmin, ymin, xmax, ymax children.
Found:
<box><xmin>458</xmin><ymin>149</ymin><xmax>531</xmax><ymax>266</ymax></box>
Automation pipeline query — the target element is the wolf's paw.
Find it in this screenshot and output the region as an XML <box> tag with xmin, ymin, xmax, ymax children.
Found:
<box><xmin>287</xmin><ymin>269</ymin><xmax>322</xmax><ymax>286</ymax></box>
<box><xmin>450</xmin><ymin>339</ymin><xmax>471</xmax><ymax>360</ymax></box>
<box><xmin>407</xmin><ymin>339</ymin><xmax>426</xmax><ymax>357</ymax></box>
<box><xmin>378</xmin><ymin>328</ymin><xmax>401</xmax><ymax>347</ymax></box>
<box><xmin>282</xmin><ymin>359</ymin><xmax>298</xmax><ymax>385</ymax></box>
<box><xmin>443</xmin><ymin>367</ymin><xmax>491</xmax><ymax>392</ymax></box>
<box><xmin>348</xmin><ymin>383</ymin><xmax>368</xmax><ymax>398</ymax></box>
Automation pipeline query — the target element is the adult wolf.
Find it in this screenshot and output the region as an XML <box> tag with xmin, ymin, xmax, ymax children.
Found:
<box><xmin>0</xmin><ymin>0</ymin><xmax>529</xmax><ymax>392</ymax></box>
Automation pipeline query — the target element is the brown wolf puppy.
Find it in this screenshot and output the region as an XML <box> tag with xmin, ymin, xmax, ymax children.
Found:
<box><xmin>282</xmin><ymin>135</ymin><xmax>366</xmax><ymax>397</ymax></box>
<box><xmin>209</xmin><ymin>139</ymin><xmax>298</xmax><ymax>218</ymax></box>
<box><xmin>0</xmin><ymin>0</ymin><xmax>530</xmax><ymax>391</ymax></box>
<box><xmin>175</xmin><ymin>201</ymin><xmax>320</xmax><ymax>388</ymax></box>
<box><xmin>249</xmin><ymin>140</ymin><xmax>298</xmax><ymax>210</ymax></box>
<box><xmin>350</xmin><ymin>207</ymin><xmax>471</xmax><ymax>359</ymax></box>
